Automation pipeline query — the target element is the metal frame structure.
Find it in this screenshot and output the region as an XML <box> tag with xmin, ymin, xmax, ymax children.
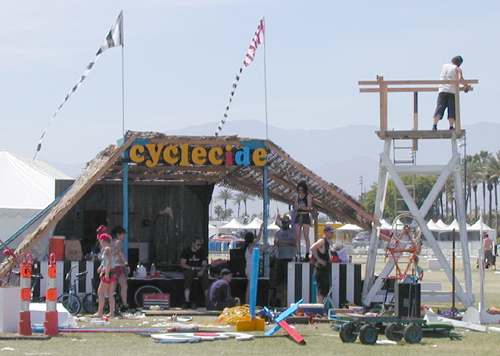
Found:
<box><xmin>359</xmin><ymin>77</ymin><xmax>478</xmax><ymax>308</ymax></box>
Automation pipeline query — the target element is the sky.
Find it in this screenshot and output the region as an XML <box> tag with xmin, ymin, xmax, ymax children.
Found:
<box><xmin>1</xmin><ymin>1</ymin><xmax>499</xmax><ymax>166</ymax></box>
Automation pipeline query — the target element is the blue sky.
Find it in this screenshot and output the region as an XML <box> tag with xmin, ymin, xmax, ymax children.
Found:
<box><xmin>1</xmin><ymin>1</ymin><xmax>498</xmax><ymax>165</ymax></box>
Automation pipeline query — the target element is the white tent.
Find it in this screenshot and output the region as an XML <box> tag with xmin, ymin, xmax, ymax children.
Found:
<box><xmin>267</xmin><ymin>222</ymin><xmax>280</xmax><ymax>231</ymax></box>
<box><xmin>0</xmin><ymin>150</ymin><xmax>71</xmax><ymax>242</ymax></box>
<box><xmin>442</xmin><ymin>219</ymin><xmax>470</xmax><ymax>232</ymax></box>
<box><xmin>427</xmin><ymin>220</ymin><xmax>442</xmax><ymax>232</ymax></box>
<box><xmin>337</xmin><ymin>223</ymin><xmax>363</xmax><ymax>232</ymax></box>
<box><xmin>245</xmin><ymin>217</ymin><xmax>263</xmax><ymax>230</ymax></box>
<box><xmin>220</xmin><ymin>218</ymin><xmax>246</xmax><ymax>230</ymax></box>
<box><xmin>336</xmin><ymin>223</ymin><xmax>363</xmax><ymax>243</ymax></box>
<box><xmin>469</xmin><ymin>219</ymin><xmax>497</xmax><ymax>241</ymax></box>
<box><xmin>380</xmin><ymin>219</ymin><xmax>392</xmax><ymax>230</ymax></box>
<box><xmin>436</xmin><ymin>219</ymin><xmax>448</xmax><ymax>229</ymax></box>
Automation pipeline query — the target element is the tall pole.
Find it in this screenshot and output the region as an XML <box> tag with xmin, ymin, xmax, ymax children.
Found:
<box><xmin>120</xmin><ymin>13</ymin><xmax>129</xmax><ymax>259</ymax></box>
<box><xmin>263</xmin><ymin>16</ymin><xmax>269</xmax><ymax>140</ymax></box>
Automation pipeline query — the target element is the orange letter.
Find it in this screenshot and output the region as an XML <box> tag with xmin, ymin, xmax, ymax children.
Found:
<box><xmin>130</xmin><ymin>145</ymin><xmax>145</xmax><ymax>163</ymax></box>
<box><xmin>192</xmin><ymin>146</ymin><xmax>207</xmax><ymax>165</ymax></box>
<box><xmin>145</xmin><ymin>143</ymin><xmax>164</xmax><ymax>168</ymax></box>
<box><xmin>208</xmin><ymin>147</ymin><xmax>224</xmax><ymax>165</ymax></box>
<box><xmin>179</xmin><ymin>143</ymin><xmax>190</xmax><ymax>166</ymax></box>
<box><xmin>252</xmin><ymin>148</ymin><xmax>268</xmax><ymax>166</ymax></box>
<box><xmin>163</xmin><ymin>146</ymin><xmax>179</xmax><ymax>165</ymax></box>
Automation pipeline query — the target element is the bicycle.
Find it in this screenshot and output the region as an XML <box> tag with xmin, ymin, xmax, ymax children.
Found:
<box><xmin>57</xmin><ymin>265</ymin><xmax>98</xmax><ymax>315</ymax></box>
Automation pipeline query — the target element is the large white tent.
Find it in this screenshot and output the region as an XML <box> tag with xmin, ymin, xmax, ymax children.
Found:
<box><xmin>469</xmin><ymin>219</ymin><xmax>497</xmax><ymax>241</ymax></box>
<box><xmin>220</xmin><ymin>218</ymin><xmax>246</xmax><ymax>231</ymax></box>
<box><xmin>245</xmin><ymin>217</ymin><xmax>263</xmax><ymax>230</ymax></box>
<box><xmin>0</xmin><ymin>150</ymin><xmax>71</xmax><ymax>242</ymax></box>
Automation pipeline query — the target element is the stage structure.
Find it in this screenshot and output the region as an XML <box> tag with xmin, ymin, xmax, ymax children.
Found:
<box><xmin>359</xmin><ymin>76</ymin><xmax>478</xmax><ymax>308</ymax></box>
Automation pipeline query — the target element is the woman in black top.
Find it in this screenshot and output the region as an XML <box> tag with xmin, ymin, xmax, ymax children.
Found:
<box><xmin>294</xmin><ymin>181</ymin><xmax>313</xmax><ymax>262</ymax></box>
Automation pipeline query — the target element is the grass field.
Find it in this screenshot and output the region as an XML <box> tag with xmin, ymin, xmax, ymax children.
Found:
<box><xmin>1</xmin><ymin>256</ymin><xmax>499</xmax><ymax>356</ymax></box>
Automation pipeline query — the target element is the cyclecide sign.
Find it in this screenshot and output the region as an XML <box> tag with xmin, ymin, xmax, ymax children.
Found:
<box><xmin>126</xmin><ymin>140</ymin><xmax>268</xmax><ymax>168</ymax></box>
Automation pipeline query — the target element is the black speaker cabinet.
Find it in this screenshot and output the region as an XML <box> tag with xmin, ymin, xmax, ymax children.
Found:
<box><xmin>395</xmin><ymin>282</ymin><xmax>421</xmax><ymax>318</ymax></box>
<box><xmin>229</xmin><ymin>248</ymin><xmax>246</xmax><ymax>277</ymax></box>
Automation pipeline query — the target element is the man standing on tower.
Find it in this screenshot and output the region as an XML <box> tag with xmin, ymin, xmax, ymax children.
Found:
<box><xmin>432</xmin><ymin>55</ymin><xmax>466</xmax><ymax>131</ymax></box>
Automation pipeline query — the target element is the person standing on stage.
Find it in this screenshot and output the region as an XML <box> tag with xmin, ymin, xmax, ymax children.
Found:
<box><xmin>273</xmin><ymin>214</ymin><xmax>296</xmax><ymax>307</ymax></box>
<box><xmin>310</xmin><ymin>225</ymin><xmax>334</xmax><ymax>303</ymax></box>
<box><xmin>294</xmin><ymin>181</ymin><xmax>314</xmax><ymax>262</ymax></box>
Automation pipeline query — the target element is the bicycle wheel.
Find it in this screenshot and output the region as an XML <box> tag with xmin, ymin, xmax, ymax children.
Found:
<box><xmin>82</xmin><ymin>293</ymin><xmax>98</xmax><ymax>314</ymax></box>
<box><xmin>57</xmin><ymin>293</ymin><xmax>81</xmax><ymax>315</ymax></box>
<box><xmin>134</xmin><ymin>285</ymin><xmax>163</xmax><ymax>308</ymax></box>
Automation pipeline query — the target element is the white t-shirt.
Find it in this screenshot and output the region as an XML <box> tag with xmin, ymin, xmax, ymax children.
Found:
<box><xmin>438</xmin><ymin>63</ymin><xmax>462</xmax><ymax>93</ymax></box>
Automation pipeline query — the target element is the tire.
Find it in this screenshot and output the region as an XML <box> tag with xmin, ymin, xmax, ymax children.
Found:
<box><xmin>403</xmin><ymin>323</ymin><xmax>423</xmax><ymax>344</ymax></box>
<box><xmin>134</xmin><ymin>285</ymin><xmax>163</xmax><ymax>308</ymax></box>
<box><xmin>339</xmin><ymin>322</ymin><xmax>358</xmax><ymax>343</ymax></box>
<box><xmin>359</xmin><ymin>324</ymin><xmax>378</xmax><ymax>345</ymax></box>
<box><xmin>57</xmin><ymin>293</ymin><xmax>81</xmax><ymax>315</ymax></box>
<box><xmin>82</xmin><ymin>293</ymin><xmax>98</xmax><ymax>314</ymax></box>
<box><xmin>385</xmin><ymin>322</ymin><xmax>404</xmax><ymax>341</ymax></box>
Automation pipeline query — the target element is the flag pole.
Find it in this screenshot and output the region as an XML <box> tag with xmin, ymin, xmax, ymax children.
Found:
<box><xmin>263</xmin><ymin>16</ymin><xmax>269</xmax><ymax>140</ymax></box>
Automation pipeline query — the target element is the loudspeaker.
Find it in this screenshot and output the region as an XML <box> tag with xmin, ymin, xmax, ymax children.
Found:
<box><xmin>395</xmin><ymin>282</ymin><xmax>421</xmax><ymax>318</ymax></box>
<box><xmin>229</xmin><ymin>249</ymin><xmax>246</xmax><ymax>277</ymax></box>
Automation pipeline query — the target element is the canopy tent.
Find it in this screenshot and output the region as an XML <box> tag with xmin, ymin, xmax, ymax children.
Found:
<box><xmin>380</xmin><ymin>219</ymin><xmax>392</xmax><ymax>230</ymax></box>
<box><xmin>267</xmin><ymin>222</ymin><xmax>280</xmax><ymax>231</ymax></box>
<box><xmin>0</xmin><ymin>150</ymin><xmax>71</xmax><ymax>243</ymax></box>
<box><xmin>245</xmin><ymin>217</ymin><xmax>263</xmax><ymax>230</ymax></box>
<box><xmin>435</xmin><ymin>219</ymin><xmax>448</xmax><ymax>229</ymax></box>
<box><xmin>427</xmin><ymin>220</ymin><xmax>442</xmax><ymax>232</ymax></box>
<box><xmin>442</xmin><ymin>219</ymin><xmax>470</xmax><ymax>232</ymax></box>
<box><xmin>220</xmin><ymin>218</ymin><xmax>246</xmax><ymax>230</ymax></box>
<box><xmin>469</xmin><ymin>219</ymin><xmax>497</xmax><ymax>241</ymax></box>
<box><xmin>336</xmin><ymin>223</ymin><xmax>363</xmax><ymax>243</ymax></box>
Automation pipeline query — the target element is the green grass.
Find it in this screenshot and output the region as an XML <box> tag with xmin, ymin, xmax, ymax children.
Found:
<box><xmin>1</xmin><ymin>257</ymin><xmax>499</xmax><ymax>355</ymax></box>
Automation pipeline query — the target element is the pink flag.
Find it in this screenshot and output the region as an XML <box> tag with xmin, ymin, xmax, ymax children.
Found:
<box><xmin>243</xmin><ymin>19</ymin><xmax>265</xmax><ymax>68</ymax></box>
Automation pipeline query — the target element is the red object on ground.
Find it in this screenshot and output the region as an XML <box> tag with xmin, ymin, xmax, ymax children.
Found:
<box><xmin>277</xmin><ymin>320</ymin><xmax>306</xmax><ymax>345</ymax></box>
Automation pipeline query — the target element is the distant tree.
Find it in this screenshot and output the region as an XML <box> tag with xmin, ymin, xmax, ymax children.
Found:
<box><xmin>214</xmin><ymin>205</ymin><xmax>224</xmax><ymax>220</ymax></box>
<box><xmin>233</xmin><ymin>192</ymin><xmax>254</xmax><ymax>217</ymax></box>
<box><xmin>216</xmin><ymin>189</ymin><xmax>234</xmax><ymax>216</ymax></box>
<box><xmin>223</xmin><ymin>208</ymin><xmax>233</xmax><ymax>220</ymax></box>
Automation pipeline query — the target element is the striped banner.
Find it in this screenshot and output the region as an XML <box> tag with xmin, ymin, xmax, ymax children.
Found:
<box><xmin>34</xmin><ymin>11</ymin><xmax>123</xmax><ymax>159</ymax></box>
<box><xmin>287</xmin><ymin>262</ymin><xmax>362</xmax><ymax>307</ymax></box>
<box><xmin>215</xmin><ymin>18</ymin><xmax>264</xmax><ymax>136</ymax></box>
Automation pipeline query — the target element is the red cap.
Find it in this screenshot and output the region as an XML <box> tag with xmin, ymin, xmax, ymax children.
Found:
<box><xmin>98</xmin><ymin>233</ymin><xmax>112</xmax><ymax>242</ymax></box>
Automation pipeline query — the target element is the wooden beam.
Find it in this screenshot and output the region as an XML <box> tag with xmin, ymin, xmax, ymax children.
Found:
<box><xmin>359</xmin><ymin>79</ymin><xmax>478</xmax><ymax>85</ymax></box>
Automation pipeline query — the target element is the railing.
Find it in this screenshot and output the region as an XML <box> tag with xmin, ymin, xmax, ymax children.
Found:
<box><xmin>359</xmin><ymin>77</ymin><xmax>479</xmax><ymax>138</ymax></box>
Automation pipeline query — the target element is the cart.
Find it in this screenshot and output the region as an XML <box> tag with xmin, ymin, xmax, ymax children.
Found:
<box><xmin>331</xmin><ymin>314</ymin><xmax>425</xmax><ymax>345</ymax></box>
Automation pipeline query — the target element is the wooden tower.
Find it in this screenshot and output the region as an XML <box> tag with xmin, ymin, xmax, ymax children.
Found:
<box><xmin>359</xmin><ymin>76</ymin><xmax>478</xmax><ymax>308</ymax></box>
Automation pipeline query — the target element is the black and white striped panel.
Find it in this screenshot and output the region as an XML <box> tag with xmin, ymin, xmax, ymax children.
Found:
<box><xmin>37</xmin><ymin>261</ymin><xmax>99</xmax><ymax>297</ymax></box>
<box><xmin>287</xmin><ymin>262</ymin><xmax>314</xmax><ymax>305</ymax></box>
<box><xmin>330</xmin><ymin>263</ymin><xmax>362</xmax><ymax>308</ymax></box>
<box><xmin>286</xmin><ymin>262</ymin><xmax>362</xmax><ymax>307</ymax></box>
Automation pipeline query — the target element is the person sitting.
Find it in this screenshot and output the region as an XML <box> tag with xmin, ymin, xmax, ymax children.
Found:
<box><xmin>206</xmin><ymin>269</ymin><xmax>240</xmax><ymax>311</ymax></box>
<box><xmin>180</xmin><ymin>237</ymin><xmax>210</xmax><ymax>309</ymax></box>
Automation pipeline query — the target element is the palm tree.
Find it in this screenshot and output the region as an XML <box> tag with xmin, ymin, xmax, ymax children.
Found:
<box><xmin>216</xmin><ymin>188</ymin><xmax>234</xmax><ymax>218</ymax></box>
<box><xmin>486</xmin><ymin>151</ymin><xmax>500</xmax><ymax>229</ymax></box>
<box><xmin>233</xmin><ymin>192</ymin><xmax>254</xmax><ymax>217</ymax></box>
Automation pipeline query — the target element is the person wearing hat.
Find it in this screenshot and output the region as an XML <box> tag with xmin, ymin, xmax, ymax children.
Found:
<box><xmin>432</xmin><ymin>55</ymin><xmax>467</xmax><ymax>131</ymax></box>
<box><xmin>206</xmin><ymin>269</ymin><xmax>241</xmax><ymax>311</ymax></box>
<box><xmin>273</xmin><ymin>214</ymin><xmax>296</xmax><ymax>307</ymax></box>
<box><xmin>92</xmin><ymin>232</ymin><xmax>118</xmax><ymax>317</ymax></box>
<box><xmin>310</xmin><ymin>225</ymin><xmax>335</xmax><ymax>303</ymax></box>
